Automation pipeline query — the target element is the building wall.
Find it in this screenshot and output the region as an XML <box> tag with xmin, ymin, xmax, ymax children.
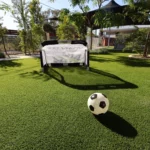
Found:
<box><xmin>102</xmin><ymin>37</ymin><xmax>115</xmax><ymax>46</ymax></box>
<box><xmin>6</xmin><ymin>30</ymin><xmax>19</xmax><ymax>35</ymax></box>
<box><xmin>86</xmin><ymin>36</ymin><xmax>100</xmax><ymax>49</ymax></box>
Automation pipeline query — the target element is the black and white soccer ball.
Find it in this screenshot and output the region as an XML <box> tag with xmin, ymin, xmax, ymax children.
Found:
<box><xmin>87</xmin><ymin>93</ymin><xmax>109</xmax><ymax>115</ymax></box>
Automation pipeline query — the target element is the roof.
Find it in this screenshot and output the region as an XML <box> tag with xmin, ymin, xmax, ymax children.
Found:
<box><xmin>102</xmin><ymin>0</ymin><xmax>120</xmax><ymax>9</ymax></box>
<box><xmin>86</xmin><ymin>3</ymin><xmax>150</xmax><ymax>30</ymax></box>
<box><xmin>103</xmin><ymin>25</ymin><xmax>150</xmax><ymax>34</ymax></box>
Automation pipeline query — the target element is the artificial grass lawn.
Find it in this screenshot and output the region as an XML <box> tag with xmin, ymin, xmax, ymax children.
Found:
<box><xmin>0</xmin><ymin>53</ymin><xmax>150</xmax><ymax>149</ymax></box>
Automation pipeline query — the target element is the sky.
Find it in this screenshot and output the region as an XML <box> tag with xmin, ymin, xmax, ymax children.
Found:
<box><xmin>0</xmin><ymin>0</ymin><xmax>126</xmax><ymax>30</ymax></box>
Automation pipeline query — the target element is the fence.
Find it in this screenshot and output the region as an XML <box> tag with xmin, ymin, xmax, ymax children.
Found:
<box><xmin>0</xmin><ymin>35</ymin><xmax>19</xmax><ymax>51</ymax></box>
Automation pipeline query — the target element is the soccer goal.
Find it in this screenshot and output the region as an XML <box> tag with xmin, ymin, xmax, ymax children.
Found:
<box><xmin>40</xmin><ymin>40</ymin><xmax>89</xmax><ymax>72</ymax></box>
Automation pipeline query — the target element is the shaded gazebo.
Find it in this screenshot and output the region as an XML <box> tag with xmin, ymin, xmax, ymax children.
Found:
<box><xmin>86</xmin><ymin>0</ymin><xmax>150</xmax><ymax>30</ymax></box>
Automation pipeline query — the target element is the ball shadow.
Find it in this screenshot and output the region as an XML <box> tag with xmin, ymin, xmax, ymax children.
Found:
<box><xmin>94</xmin><ymin>111</ymin><xmax>138</xmax><ymax>138</ymax></box>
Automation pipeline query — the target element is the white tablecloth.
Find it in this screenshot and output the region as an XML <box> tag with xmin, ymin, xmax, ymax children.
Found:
<box><xmin>41</xmin><ymin>44</ymin><xmax>88</xmax><ymax>66</ymax></box>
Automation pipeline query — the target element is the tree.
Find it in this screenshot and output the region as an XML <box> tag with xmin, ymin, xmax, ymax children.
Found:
<box><xmin>58</xmin><ymin>8</ymin><xmax>70</xmax><ymax>22</ymax></box>
<box><xmin>69</xmin><ymin>0</ymin><xmax>94</xmax><ymax>49</ymax></box>
<box><xmin>0</xmin><ymin>2</ymin><xmax>12</xmax><ymax>58</ymax></box>
<box><xmin>11</xmin><ymin>0</ymin><xmax>29</xmax><ymax>54</ymax></box>
<box><xmin>124</xmin><ymin>0</ymin><xmax>150</xmax><ymax>57</ymax></box>
<box><xmin>0</xmin><ymin>2</ymin><xmax>11</xmax><ymax>12</ymax></box>
<box><xmin>123</xmin><ymin>28</ymin><xmax>150</xmax><ymax>56</ymax></box>
<box><xmin>124</xmin><ymin>0</ymin><xmax>150</xmax><ymax>24</ymax></box>
<box><xmin>69</xmin><ymin>0</ymin><xmax>111</xmax><ymax>49</ymax></box>
<box><xmin>69</xmin><ymin>12</ymin><xmax>87</xmax><ymax>39</ymax></box>
<box><xmin>28</xmin><ymin>0</ymin><xmax>45</xmax><ymax>53</ymax></box>
<box><xmin>56</xmin><ymin>13</ymin><xmax>79</xmax><ymax>40</ymax></box>
<box><xmin>56</xmin><ymin>8</ymin><xmax>87</xmax><ymax>40</ymax></box>
<box><xmin>1</xmin><ymin>0</ymin><xmax>57</xmax><ymax>54</ymax></box>
<box><xmin>0</xmin><ymin>24</ymin><xmax>9</xmax><ymax>57</ymax></box>
<box><xmin>1</xmin><ymin>0</ymin><xmax>29</xmax><ymax>54</ymax></box>
<box><xmin>124</xmin><ymin>0</ymin><xmax>150</xmax><ymax>7</ymax></box>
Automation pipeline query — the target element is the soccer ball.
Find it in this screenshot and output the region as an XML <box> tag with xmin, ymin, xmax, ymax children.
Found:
<box><xmin>87</xmin><ymin>93</ymin><xmax>109</xmax><ymax>115</ymax></box>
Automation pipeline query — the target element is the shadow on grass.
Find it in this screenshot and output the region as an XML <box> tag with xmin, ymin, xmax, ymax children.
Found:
<box><xmin>20</xmin><ymin>70</ymin><xmax>52</xmax><ymax>81</ymax></box>
<box><xmin>0</xmin><ymin>60</ymin><xmax>22</xmax><ymax>68</ymax></box>
<box><xmin>41</xmin><ymin>67</ymin><xmax>138</xmax><ymax>90</ymax></box>
<box><xmin>90</xmin><ymin>55</ymin><xmax>114</xmax><ymax>63</ymax></box>
<box><xmin>94</xmin><ymin>111</ymin><xmax>138</xmax><ymax>138</ymax></box>
<box><xmin>116</xmin><ymin>56</ymin><xmax>150</xmax><ymax>67</ymax></box>
<box><xmin>90</xmin><ymin>55</ymin><xmax>150</xmax><ymax>67</ymax></box>
<box><xmin>19</xmin><ymin>67</ymin><xmax>138</xmax><ymax>90</ymax></box>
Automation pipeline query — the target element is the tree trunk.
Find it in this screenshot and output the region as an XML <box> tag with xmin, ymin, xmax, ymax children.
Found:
<box><xmin>23</xmin><ymin>31</ymin><xmax>27</xmax><ymax>55</ymax></box>
<box><xmin>90</xmin><ymin>27</ymin><xmax>93</xmax><ymax>50</ymax></box>
<box><xmin>2</xmin><ymin>36</ymin><xmax>10</xmax><ymax>58</ymax></box>
<box><xmin>143</xmin><ymin>31</ymin><xmax>150</xmax><ymax>57</ymax></box>
<box><xmin>24</xmin><ymin>32</ymin><xmax>27</xmax><ymax>55</ymax></box>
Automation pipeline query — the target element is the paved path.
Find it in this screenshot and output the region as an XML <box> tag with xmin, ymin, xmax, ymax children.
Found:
<box><xmin>0</xmin><ymin>54</ymin><xmax>40</xmax><ymax>61</ymax></box>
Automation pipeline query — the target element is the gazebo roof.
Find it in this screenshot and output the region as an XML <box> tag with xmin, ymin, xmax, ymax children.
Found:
<box><xmin>102</xmin><ymin>0</ymin><xmax>120</xmax><ymax>9</ymax></box>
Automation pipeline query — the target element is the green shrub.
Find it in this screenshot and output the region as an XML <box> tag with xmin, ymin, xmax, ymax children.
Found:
<box><xmin>0</xmin><ymin>52</ymin><xmax>5</xmax><ymax>58</ymax></box>
<box><xmin>122</xmin><ymin>28</ymin><xmax>149</xmax><ymax>55</ymax></box>
<box><xmin>89</xmin><ymin>48</ymin><xmax>109</xmax><ymax>54</ymax></box>
<box><xmin>123</xmin><ymin>42</ymin><xmax>143</xmax><ymax>54</ymax></box>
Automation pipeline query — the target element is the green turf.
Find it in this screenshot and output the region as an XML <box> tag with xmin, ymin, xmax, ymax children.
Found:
<box><xmin>0</xmin><ymin>53</ymin><xmax>150</xmax><ymax>150</ymax></box>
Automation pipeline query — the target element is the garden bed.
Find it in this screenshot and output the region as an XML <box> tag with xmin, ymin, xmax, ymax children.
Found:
<box><xmin>129</xmin><ymin>54</ymin><xmax>150</xmax><ymax>59</ymax></box>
